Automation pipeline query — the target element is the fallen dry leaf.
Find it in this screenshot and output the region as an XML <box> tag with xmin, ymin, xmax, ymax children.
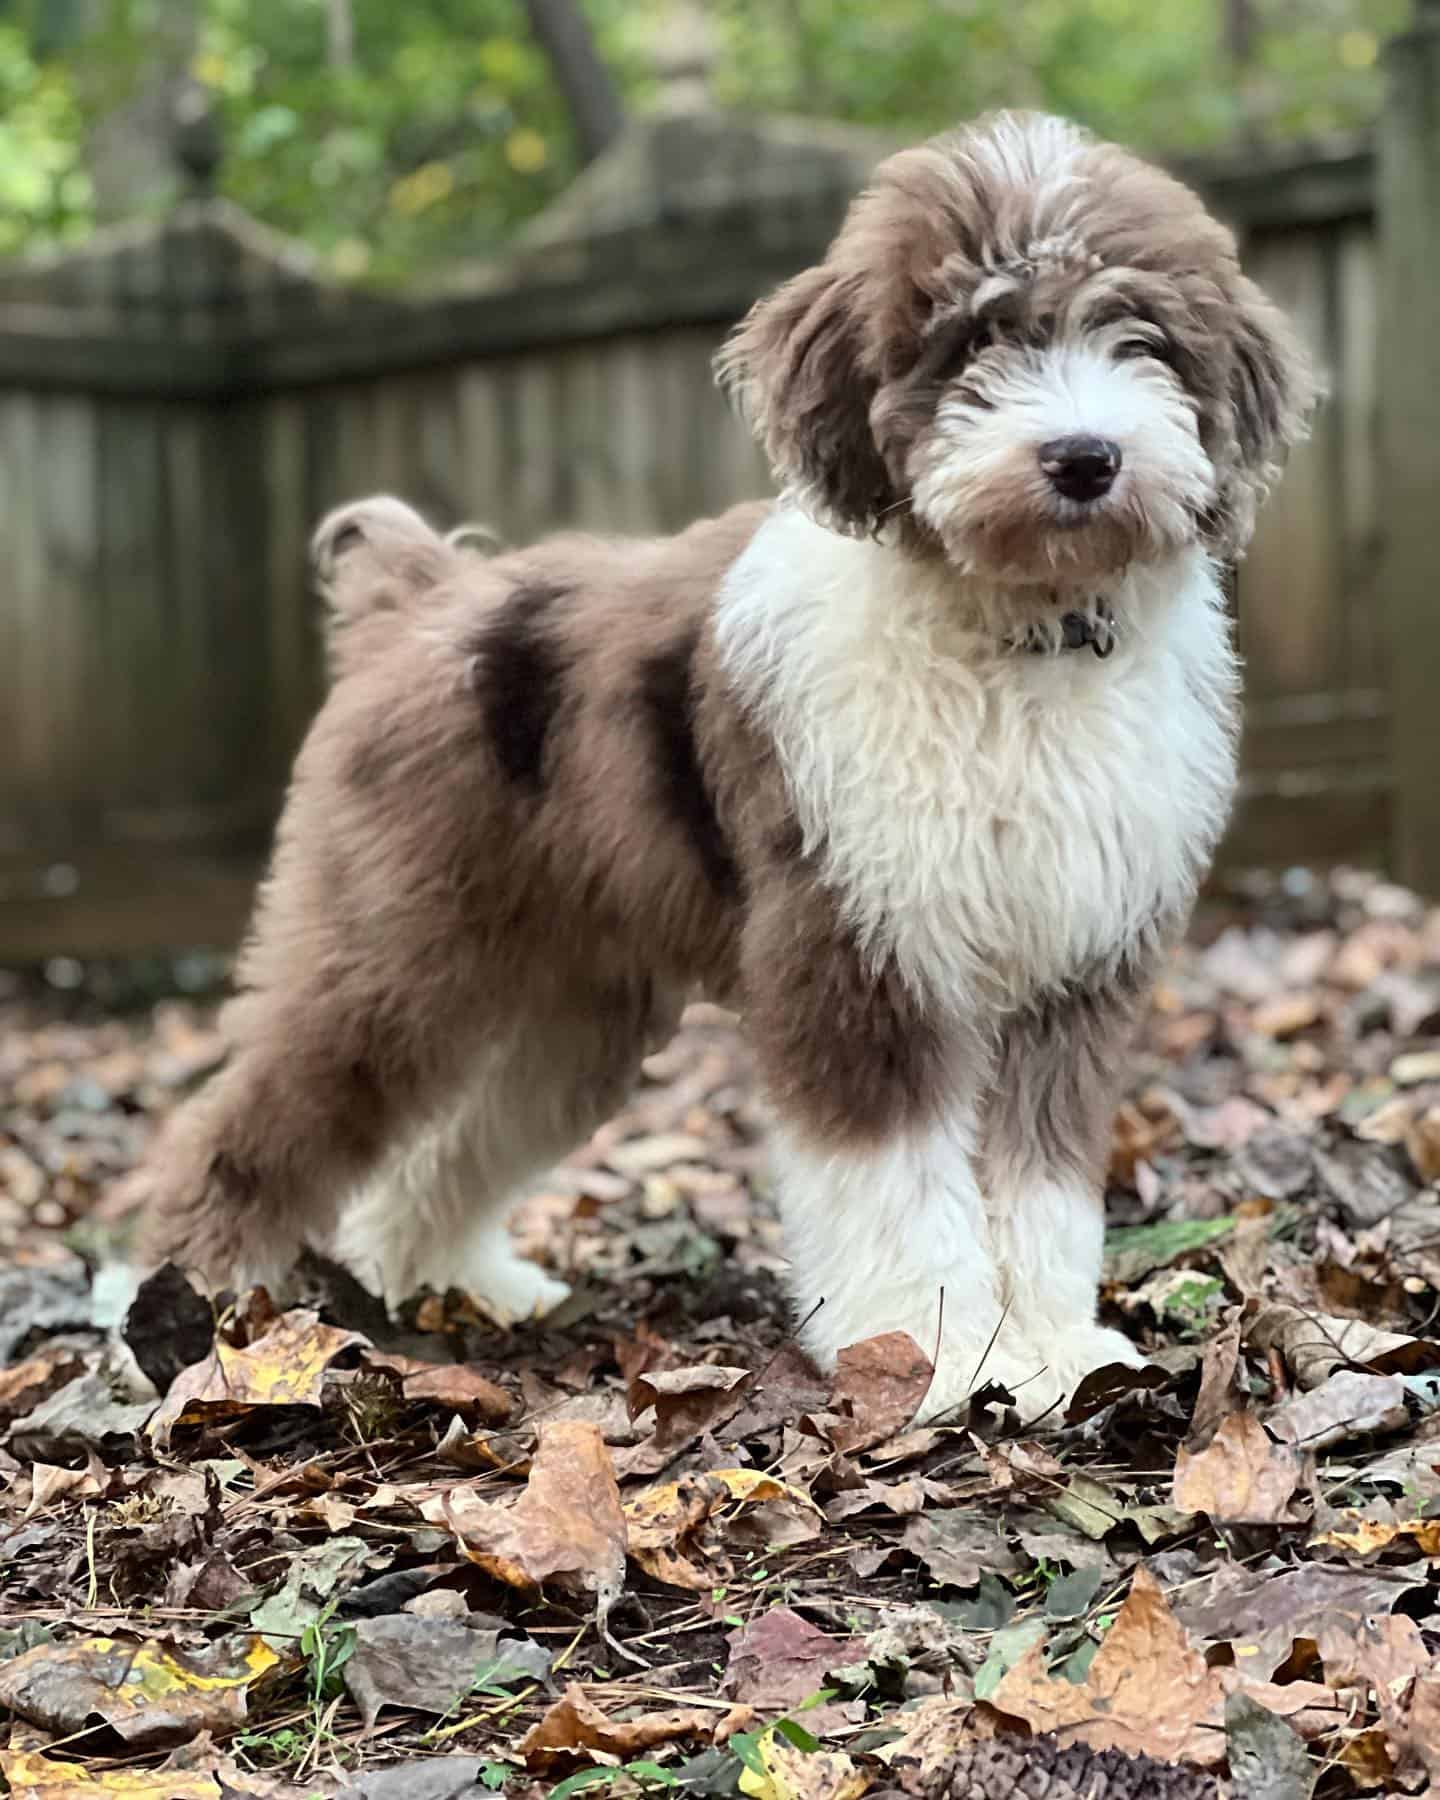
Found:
<box><xmin>0</xmin><ymin>1634</ymin><xmax>279</xmax><ymax>1749</ymax></box>
<box><xmin>1405</xmin><ymin>1105</ymin><xmax>1440</xmax><ymax>1182</ymax></box>
<box><xmin>517</xmin><ymin>1682</ymin><xmax>730</xmax><ymax>1770</ymax></box>
<box><xmin>0</xmin><ymin>1746</ymin><xmax>222</xmax><ymax>1800</ymax></box>
<box><xmin>147</xmin><ymin>1308</ymin><xmax>367</xmax><ymax>1448</ymax></box>
<box><xmin>1310</xmin><ymin>1512</ymin><xmax>1440</xmax><ymax>1555</ymax></box>
<box><xmin>1186</xmin><ymin>1307</ymin><xmax>1248</xmax><ymax>1450</ymax></box>
<box><xmin>1171</xmin><ymin>1413</ymin><xmax>1306</xmax><ymax>1524</ymax></box>
<box><xmin>826</xmin><ymin>1332</ymin><xmax>934</xmax><ymax>1452</ymax></box>
<box><xmin>1268</xmin><ymin>1370</ymin><xmax>1408</xmax><ymax>1451</ymax></box>
<box><xmin>1246</xmin><ymin>1303</ymin><xmax>1440</xmax><ymax>1390</ymax></box>
<box><xmin>1174</xmin><ymin>1562</ymin><xmax>1422</xmax><ymax>1679</ymax></box>
<box><xmin>345</xmin><ymin>1613</ymin><xmax>550</xmax><ymax>1729</ymax></box>
<box><xmin>624</xmin><ymin>1468</ymin><xmax>821</xmax><ymax>1590</ymax></box>
<box><xmin>364</xmin><ymin>1351</ymin><xmax>513</xmax><ymax>1423</ymax></box>
<box><xmin>1109</xmin><ymin>1097</ymin><xmax>1182</xmax><ymax>1185</ymax></box>
<box><xmin>627</xmin><ymin>1362</ymin><xmax>752</xmax><ymax>1450</ymax></box>
<box><xmin>737</xmin><ymin>1728</ymin><xmax>868</xmax><ymax>1800</ymax></box>
<box><xmin>902</xmin><ymin>1510</ymin><xmax>1020</xmax><ymax>1588</ymax></box>
<box><xmin>722</xmin><ymin>1607</ymin><xmax>863</xmax><ymax>1711</ymax></box>
<box><xmin>422</xmin><ymin>1419</ymin><xmax>625</xmax><ymax>1614</ymax></box>
<box><xmin>991</xmin><ymin>1566</ymin><xmax>1226</xmax><ymax>1766</ymax></box>
<box><xmin>0</xmin><ymin>1352</ymin><xmax>83</xmax><ymax>1420</ymax></box>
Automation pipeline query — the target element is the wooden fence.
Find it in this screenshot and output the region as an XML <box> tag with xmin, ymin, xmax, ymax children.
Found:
<box><xmin>0</xmin><ymin>83</ymin><xmax>1425</xmax><ymax>955</ymax></box>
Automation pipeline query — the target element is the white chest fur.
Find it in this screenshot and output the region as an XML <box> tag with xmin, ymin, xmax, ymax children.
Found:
<box><xmin>715</xmin><ymin>509</ymin><xmax>1239</xmax><ymax>1011</ymax></box>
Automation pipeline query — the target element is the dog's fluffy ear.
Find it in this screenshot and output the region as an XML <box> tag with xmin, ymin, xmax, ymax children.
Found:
<box><xmin>717</xmin><ymin>263</ymin><xmax>897</xmax><ymax>535</ymax></box>
<box><xmin>1228</xmin><ymin>274</ymin><xmax>1317</xmax><ymax>474</ymax></box>
<box><xmin>1209</xmin><ymin>275</ymin><xmax>1320</xmax><ymax>557</ymax></box>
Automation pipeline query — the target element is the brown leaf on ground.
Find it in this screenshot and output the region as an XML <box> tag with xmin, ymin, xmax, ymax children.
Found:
<box><xmin>1250</xmin><ymin>991</ymin><xmax>1322</xmax><ymax>1038</ymax></box>
<box><xmin>0</xmin><ymin>1352</ymin><xmax>83</xmax><ymax>1420</ymax></box>
<box><xmin>826</xmin><ymin>1332</ymin><xmax>935</xmax><ymax>1452</ymax></box>
<box><xmin>879</xmin><ymin>1697</ymin><xmax>984</xmax><ymax>1782</ymax></box>
<box><xmin>627</xmin><ymin>1362</ymin><xmax>752</xmax><ymax>1449</ymax></box>
<box><xmin>1109</xmin><ymin>1097</ymin><xmax>1182</xmax><ymax>1185</ymax></box>
<box><xmin>991</xmin><ymin>1566</ymin><xmax>1227</xmax><ymax>1766</ymax></box>
<box><xmin>517</xmin><ymin>1682</ymin><xmax>736</xmax><ymax>1770</ymax></box>
<box><xmin>147</xmin><ymin>1308</ymin><xmax>367</xmax><ymax>1448</ymax></box>
<box><xmin>1316</xmin><ymin>1610</ymin><xmax>1431</xmax><ymax>1704</ymax></box>
<box><xmin>1171</xmin><ymin>1413</ymin><xmax>1305</xmax><ymax>1524</ymax></box>
<box><xmin>1174</xmin><ymin>1563</ymin><xmax>1423</xmax><ymax>1680</ymax></box>
<box><xmin>344</xmin><ymin>1613</ymin><xmax>549</xmax><ymax>1729</ymax></box>
<box><xmin>623</xmin><ymin>1468</ymin><xmax>822</xmax><ymax>1590</ymax></box>
<box><xmin>422</xmin><ymin>1419</ymin><xmax>625</xmax><ymax>1611</ymax></box>
<box><xmin>1185</xmin><ymin>1308</ymin><xmax>1248</xmax><ymax>1450</ymax></box>
<box><xmin>902</xmin><ymin>1510</ymin><xmax>1020</xmax><ymax>1588</ymax></box>
<box><xmin>1396</xmin><ymin>1671</ymin><xmax>1440</xmax><ymax>1782</ymax></box>
<box><xmin>1268</xmin><ymin>1370</ymin><xmax>1408</xmax><ymax>1452</ymax></box>
<box><xmin>0</xmin><ymin>1633</ymin><xmax>279</xmax><ymax>1749</ymax></box>
<box><xmin>1245</xmin><ymin>1303</ymin><xmax>1440</xmax><ymax>1390</ymax></box>
<box><xmin>363</xmin><ymin>1351</ymin><xmax>513</xmax><ymax>1423</ymax></box>
<box><xmin>722</xmin><ymin>1606</ymin><xmax>863</xmax><ymax>1710</ymax></box>
<box><xmin>1404</xmin><ymin>1104</ymin><xmax>1440</xmax><ymax>1181</ymax></box>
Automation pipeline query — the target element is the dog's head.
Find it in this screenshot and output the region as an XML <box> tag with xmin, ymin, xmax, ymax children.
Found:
<box><xmin>720</xmin><ymin>113</ymin><xmax>1316</xmax><ymax>584</ymax></box>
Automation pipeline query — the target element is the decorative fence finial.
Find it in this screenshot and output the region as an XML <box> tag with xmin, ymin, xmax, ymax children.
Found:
<box><xmin>172</xmin><ymin>78</ymin><xmax>223</xmax><ymax>198</ymax></box>
<box><xmin>654</xmin><ymin>0</ymin><xmax>717</xmax><ymax>113</ymax></box>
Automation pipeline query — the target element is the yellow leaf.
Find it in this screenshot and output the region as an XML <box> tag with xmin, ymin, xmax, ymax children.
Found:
<box><xmin>624</xmin><ymin>1468</ymin><xmax>816</xmax><ymax>1540</ymax></box>
<box><xmin>0</xmin><ymin>1748</ymin><xmax>220</xmax><ymax>1800</ymax></box>
<box><xmin>737</xmin><ymin>1729</ymin><xmax>868</xmax><ymax>1800</ymax></box>
<box><xmin>623</xmin><ymin>1469</ymin><xmax>822</xmax><ymax>1590</ymax></box>
<box><xmin>0</xmin><ymin>1635</ymin><xmax>280</xmax><ymax>1750</ymax></box>
<box><xmin>1311</xmin><ymin>1514</ymin><xmax>1440</xmax><ymax>1555</ymax></box>
<box><xmin>148</xmin><ymin>1309</ymin><xmax>366</xmax><ymax>1448</ymax></box>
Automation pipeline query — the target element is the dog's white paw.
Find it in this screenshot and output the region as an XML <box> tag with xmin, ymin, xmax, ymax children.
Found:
<box><xmin>445</xmin><ymin>1247</ymin><xmax>572</xmax><ymax>1327</ymax></box>
<box><xmin>912</xmin><ymin>1322</ymin><xmax>1144</xmax><ymax>1427</ymax></box>
<box><xmin>911</xmin><ymin>1329</ymin><xmax>1067</xmax><ymax>1426</ymax></box>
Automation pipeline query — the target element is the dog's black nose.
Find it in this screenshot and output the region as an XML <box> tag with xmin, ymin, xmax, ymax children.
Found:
<box><xmin>1038</xmin><ymin>435</ymin><xmax>1122</xmax><ymax>502</ymax></box>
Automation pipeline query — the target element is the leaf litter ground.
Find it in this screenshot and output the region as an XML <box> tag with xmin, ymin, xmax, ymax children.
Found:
<box><xmin>3</xmin><ymin>869</ymin><xmax>1440</xmax><ymax>1799</ymax></box>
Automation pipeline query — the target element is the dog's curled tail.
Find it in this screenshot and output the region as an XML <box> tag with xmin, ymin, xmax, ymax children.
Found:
<box><xmin>311</xmin><ymin>494</ymin><xmax>503</xmax><ymax>628</ymax></box>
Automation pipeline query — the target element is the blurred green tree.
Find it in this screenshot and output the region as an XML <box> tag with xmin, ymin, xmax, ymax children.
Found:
<box><xmin>0</xmin><ymin>0</ymin><xmax>1407</xmax><ymax>271</ymax></box>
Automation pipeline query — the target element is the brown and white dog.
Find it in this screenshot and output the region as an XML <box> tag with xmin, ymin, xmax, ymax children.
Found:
<box><xmin>141</xmin><ymin>113</ymin><xmax>1314</xmax><ymax>1421</ymax></box>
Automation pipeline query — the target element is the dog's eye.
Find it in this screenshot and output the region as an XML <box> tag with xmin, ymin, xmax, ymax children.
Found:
<box><xmin>1115</xmin><ymin>332</ymin><xmax>1174</xmax><ymax>367</ymax></box>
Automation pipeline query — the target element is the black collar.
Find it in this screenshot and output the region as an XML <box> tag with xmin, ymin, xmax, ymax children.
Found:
<box><xmin>1016</xmin><ymin>601</ymin><xmax>1116</xmax><ymax>659</ymax></box>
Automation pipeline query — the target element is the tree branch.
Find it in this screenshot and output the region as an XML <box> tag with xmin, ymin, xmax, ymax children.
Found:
<box><xmin>520</xmin><ymin>0</ymin><xmax>625</xmax><ymax>164</ymax></box>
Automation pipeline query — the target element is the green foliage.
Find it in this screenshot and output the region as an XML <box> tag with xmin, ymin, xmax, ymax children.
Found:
<box><xmin>0</xmin><ymin>0</ymin><xmax>1410</xmax><ymax>271</ymax></box>
<box><xmin>711</xmin><ymin>0</ymin><xmax>1406</xmax><ymax>154</ymax></box>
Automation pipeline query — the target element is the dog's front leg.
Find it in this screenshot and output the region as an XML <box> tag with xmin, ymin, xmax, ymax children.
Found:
<box><xmin>979</xmin><ymin>970</ymin><xmax>1154</xmax><ymax>1418</ymax></box>
<box><xmin>770</xmin><ymin>1108</ymin><xmax>1068</xmax><ymax>1422</ymax></box>
<box><xmin>739</xmin><ymin>877</ymin><xmax>1050</xmax><ymax>1422</ymax></box>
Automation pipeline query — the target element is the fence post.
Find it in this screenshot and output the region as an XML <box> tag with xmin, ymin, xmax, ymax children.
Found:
<box><xmin>1380</xmin><ymin>0</ymin><xmax>1440</xmax><ymax>894</ymax></box>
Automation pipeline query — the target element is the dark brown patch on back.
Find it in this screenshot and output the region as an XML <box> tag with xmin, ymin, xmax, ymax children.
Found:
<box><xmin>474</xmin><ymin>580</ymin><xmax>573</xmax><ymax>790</ymax></box>
<box><xmin>638</xmin><ymin>624</ymin><xmax>743</xmax><ymax>903</ymax></box>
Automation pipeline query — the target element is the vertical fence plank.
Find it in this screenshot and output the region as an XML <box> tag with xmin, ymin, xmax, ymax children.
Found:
<box><xmin>1380</xmin><ymin>2</ymin><xmax>1440</xmax><ymax>895</ymax></box>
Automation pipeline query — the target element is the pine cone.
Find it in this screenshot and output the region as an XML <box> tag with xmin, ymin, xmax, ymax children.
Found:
<box><xmin>887</xmin><ymin>1735</ymin><xmax>1219</xmax><ymax>1800</ymax></box>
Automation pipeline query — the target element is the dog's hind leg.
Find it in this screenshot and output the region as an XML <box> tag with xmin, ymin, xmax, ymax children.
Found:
<box><xmin>331</xmin><ymin>981</ymin><xmax>672</xmax><ymax>1319</ymax></box>
<box><xmin>136</xmin><ymin>965</ymin><xmax>470</xmax><ymax>1298</ymax></box>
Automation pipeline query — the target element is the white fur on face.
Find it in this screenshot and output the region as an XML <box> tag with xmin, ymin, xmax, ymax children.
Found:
<box><xmin>910</xmin><ymin>337</ymin><xmax>1216</xmax><ymax>582</ymax></box>
<box><xmin>716</xmin><ymin>508</ymin><xmax>1239</xmax><ymax>1012</ymax></box>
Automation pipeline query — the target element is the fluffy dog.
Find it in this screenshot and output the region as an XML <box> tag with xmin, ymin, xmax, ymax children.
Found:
<box><xmin>141</xmin><ymin>112</ymin><xmax>1314</xmax><ymax>1420</ymax></box>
